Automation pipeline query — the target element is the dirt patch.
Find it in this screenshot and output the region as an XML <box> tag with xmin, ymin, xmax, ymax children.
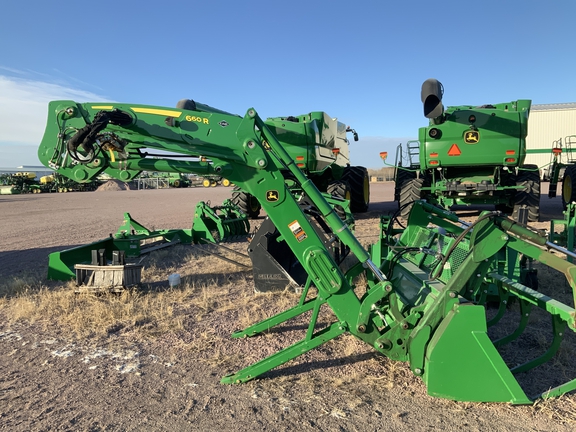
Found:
<box><xmin>96</xmin><ymin>180</ymin><xmax>133</xmax><ymax>192</ymax></box>
<box><xmin>0</xmin><ymin>183</ymin><xmax>575</xmax><ymax>431</ymax></box>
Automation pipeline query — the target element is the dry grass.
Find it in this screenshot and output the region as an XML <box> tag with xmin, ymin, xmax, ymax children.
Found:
<box><xmin>2</xmin><ymin>238</ymin><xmax>576</xmax><ymax>425</ymax></box>
<box><xmin>0</xmin><ymin>243</ymin><xmax>256</xmax><ymax>340</ymax></box>
<box><xmin>1</xmin><ymin>281</ymin><xmax>187</xmax><ymax>339</ymax></box>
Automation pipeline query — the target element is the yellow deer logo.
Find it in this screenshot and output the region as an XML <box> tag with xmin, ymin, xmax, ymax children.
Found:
<box><xmin>266</xmin><ymin>190</ymin><xmax>279</xmax><ymax>202</ymax></box>
<box><xmin>464</xmin><ymin>131</ymin><xmax>480</xmax><ymax>144</ymax></box>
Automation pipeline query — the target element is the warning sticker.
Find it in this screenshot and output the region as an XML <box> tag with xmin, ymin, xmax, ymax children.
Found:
<box><xmin>288</xmin><ymin>220</ymin><xmax>307</xmax><ymax>242</ymax></box>
<box><xmin>448</xmin><ymin>144</ymin><xmax>461</xmax><ymax>156</ymax></box>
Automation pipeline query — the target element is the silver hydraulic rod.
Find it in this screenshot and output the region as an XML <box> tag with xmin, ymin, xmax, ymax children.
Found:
<box><xmin>546</xmin><ymin>241</ymin><xmax>576</xmax><ymax>260</ymax></box>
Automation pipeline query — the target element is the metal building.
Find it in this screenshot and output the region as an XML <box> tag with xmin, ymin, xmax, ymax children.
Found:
<box><xmin>525</xmin><ymin>103</ymin><xmax>576</xmax><ymax>175</ymax></box>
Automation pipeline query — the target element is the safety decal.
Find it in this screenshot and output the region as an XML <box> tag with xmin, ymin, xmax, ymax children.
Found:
<box><xmin>464</xmin><ymin>131</ymin><xmax>480</xmax><ymax>144</ymax></box>
<box><xmin>288</xmin><ymin>220</ymin><xmax>308</xmax><ymax>242</ymax></box>
<box><xmin>448</xmin><ymin>144</ymin><xmax>461</xmax><ymax>156</ymax></box>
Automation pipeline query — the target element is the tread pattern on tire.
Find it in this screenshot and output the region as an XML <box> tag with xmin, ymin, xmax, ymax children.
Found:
<box><xmin>512</xmin><ymin>165</ymin><xmax>540</xmax><ymax>222</ymax></box>
<box><xmin>395</xmin><ymin>169</ymin><xmax>417</xmax><ymax>203</ymax></box>
<box><xmin>399</xmin><ymin>177</ymin><xmax>424</xmax><ymax>218</ymax></box>
<box><xmin>561</xmin><ymin>164</ymin><xmax>576</xmax><ymax>210</ymax></box>
<box><xmin>231</xmin><ymin>189</ymin><xmax>261</xmax><ymax>219</ymax></box>
<box><xmin>342</xmin><ymin>166</ymin><xmax>370</xmax><ymax>213</ymax></box>
<box><xmin>327</xmin><ymin>180</ymin><xmax>350</xmax><ymax>220</ymax></box>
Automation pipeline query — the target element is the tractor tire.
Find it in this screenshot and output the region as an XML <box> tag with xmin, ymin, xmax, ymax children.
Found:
<box><xmin>399</xmin><ymin>177</ymin><xmax>425</xmax><ymax>218</ymax></box>
<box><xmin>231</xmin><ymin>189</ymin><xmax>261</xmax><ymax>219</ymax></box>
<box><xmin>495</xmin><ymin>171</ymin><xmax>517</xmax><ymax>215</ymax></box>
<box><xmin>394</xmin><ymin>169</ymin><xmax>417</xmax><ymax>203</ymax></box>
<box><xmin>342</xmin><ymin>166</ymin><xmax>370</xmax><ymax>213</ymax></box>
<box><xmin>202</xmin><ymin>178</ymin><xmax>211</xmax><ymax>188</ymax></box>
<box><xmin>222</xmin><ymin>178</ymin><xmax>231</xmax><ymax>187</ymax></box>
<box><xmin>512</xmin><ymin>165</ymin><xmax>540</xmax><ymax>222</ymax></box>
<box><xmin>327</xmin><ymin>179</ymin><xmax>351</xmax><ymax>220</ymax></box>
<box><xmin>561</xmin><ymin>164</ymin><xmax>576</xmax><ymax>210</ymax></box>
<box><xmin>210</xmin><ymin>180</ymin><xmax>218</xmax><ymax>187</ymax></box>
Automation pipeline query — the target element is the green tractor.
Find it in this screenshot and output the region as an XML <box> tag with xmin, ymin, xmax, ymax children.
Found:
<box><xmin>391</xmin><ymin>79</ymin><xmax>539</xmax><ymax>221</ymax></box>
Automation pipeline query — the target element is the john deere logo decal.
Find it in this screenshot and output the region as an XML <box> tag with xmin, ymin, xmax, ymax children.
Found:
<box><xmin>464</xmin><ymin>131</ymin><xmax>480</xmax><ymax>144</ymax></box>
<box><xmin>266</xmin><ymin>190</ymin><xmax>279</xmax><ymax>202</ymax></box>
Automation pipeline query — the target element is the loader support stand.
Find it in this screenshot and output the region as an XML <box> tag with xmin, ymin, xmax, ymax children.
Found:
<box><xmin>222</xmin><ymin>318</ymin><xmax>346</xmax><ymax>384</ymax></box>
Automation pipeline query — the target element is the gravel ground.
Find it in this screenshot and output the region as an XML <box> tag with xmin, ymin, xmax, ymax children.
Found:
<box><xmin>1</xmin><ymin>182</ymin><xmax>575</xmax><ymax>431</ymax></box>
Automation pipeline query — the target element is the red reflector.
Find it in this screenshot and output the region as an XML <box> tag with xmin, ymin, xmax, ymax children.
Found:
<box><xmin>297</xmin><ymin>163</ymin><xmax>305</xmax><ymax>167</ymax></box>
<box><xmin>553</xmin><ymin>148</ymin><xmax>562</xmax><ymax>154</ymax></box>
<box><xmin>505</xmin><ymin>158</ymin><xmax>516</xmax><ymax>163</ymax></box>
<box><xmin>430</xmin><ymin>160</ymin><xmax>439</xmax><ymax>165</ymax></box>
<box><xmin>430</xmin><ymin>152</ymin><xmax>438</xmax><ymax>158</ymax></box>
<box><xmin>505</xmin><ymin>150</ymin><xmax>515</xmax><ymax>155</ymax></box>
<box><xmin>332</xmin><ymin>148</ymin><xmax>340</xmax><ymax>154</ymax></box>
<box><xmin>380</xmin><ymin>152</ymin><xmax>388</xmax><ymax>160</ymax></box>
<box><xmin>296</xmin><ymin>155</ymin><xmax>305</xmax><ymax>161</ymax></box>
<box><xmin>448</xmin><ymin>144</ymin><xmax>461</xmax><ymax>156</ymax></box>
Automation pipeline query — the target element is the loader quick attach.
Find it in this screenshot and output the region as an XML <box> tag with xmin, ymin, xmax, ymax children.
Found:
<box><xmin>37</xmin><ymin>91</ymin><xmax>576</xmax><ymax>404</ymax></box>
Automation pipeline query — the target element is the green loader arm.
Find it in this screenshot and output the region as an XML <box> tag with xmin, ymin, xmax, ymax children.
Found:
<box><xmin>38</xmin><ymin>99</ymin><xmax>387</xmax><ymax>335</ymax></box>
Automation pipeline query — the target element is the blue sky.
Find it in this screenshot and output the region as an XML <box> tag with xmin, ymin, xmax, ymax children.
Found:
<box><xmin>1</xmin><ymin>0</ymin><xmax>575</xmax><ymax>169</ymax></box>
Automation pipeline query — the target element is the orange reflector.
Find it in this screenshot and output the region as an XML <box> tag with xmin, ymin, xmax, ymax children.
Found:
<box><xmin>296</xmin><ymin>155</ymin><xmax>305</xmax><ymax>161</ymax></box>
<box><xmin>380</xmin><ymin>152</ymin><xmax>388</xmax><ymax>160</ymax></box>
<box><xmin>553</xmin><ymin>148</ymin><xmax>562</xmax><ymax>154</ymax></box>
<box><xmin>505</xmin><ymin>158</ymin><xmax>516</xmax><ymax>163</ymax></box>
<box><xmin>430</xmin><ymin>152</ymin><xmax>438</xmax><ymax>158</ymax></box>
<box><xmin>430</xmin><ymin>160</ymin><xmax>439</xmax><ymax>165</ymax></box>
<box><xmin>332</xmin><ymin>148</ymin><xmax>340</xmax><ymax>155</ymax></box>
<box><xmin>297</xmin><ymin>163</ymin><xmax>305</xmax><ymax>168</ymax></box>
<box><xmin>505</xmin><ymin>150</ymin><xmax>516</xmax><ymax>155</ymax></box>
<box><xmin>448</xmin><ymin>144</ymin><xmax>461</xmax><ymax>156</ymax></box>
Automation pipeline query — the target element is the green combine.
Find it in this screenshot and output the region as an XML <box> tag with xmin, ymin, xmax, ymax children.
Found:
<box><xmin>390</xmin><ymin>79</ymin><xmax>539</xmax><ymax>221</ymax></box>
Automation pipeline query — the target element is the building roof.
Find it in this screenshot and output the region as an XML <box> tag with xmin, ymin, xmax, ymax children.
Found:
<box><xmin>531</xmin><ymin>102</ymin><xmax>576</xmax><ymax>111</ymax></box>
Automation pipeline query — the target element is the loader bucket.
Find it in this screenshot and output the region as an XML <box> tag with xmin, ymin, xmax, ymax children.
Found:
<box><xmin>192</xmin><ymin>199</ymin><xmax>250</xmax><ymax>244</ymax></box>
<box><xmin>371</xmin><ymin>201</ymin><xmax>576</xmax><ymax>403</ymax></box>
<box><xmin>248</xmin><ymin>217</ymin><xmax>308</xmax><ymax>292</ymax></box>
<box><xmin>248</xmin><ymin>195</ymin><xmax>354</xmax><ymax>292</ymax></box>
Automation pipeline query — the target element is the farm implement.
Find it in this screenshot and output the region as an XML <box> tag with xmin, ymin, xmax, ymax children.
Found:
<box><xmin>37</xmin><ymin>88</ymin><xmax>576</xmax><ymax>403</ymax></box>
<box><xmin>48</xmin><ymin>200</ymin><xmax>250</xmax><ymax>281</ymax></box>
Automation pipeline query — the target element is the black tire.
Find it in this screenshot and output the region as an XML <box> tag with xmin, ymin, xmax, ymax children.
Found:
<box><xmin>327</xmin><ymin>179</ymin><xmax>351</xmax><ymax>220</ymax></box>
<box><xmin>231</xmin><ymin>189</ymin><xmax>261</xmax><ymax>219</ymax></box>
<box><xmin>512</xmin><ymin>165</ymin><xmax>540</xmax><ymax>222</ymax></box>
<box><xmin>495</xmin><ymin>170</ymin><xmax>516</xmax><ymax>215</ymax></box>
<box><xmin>394</xmin><ymin>169</ymin><xmax>417</xmax><ymax>203</ymax></box>
<box><xmin>561</xmin><ymin>164</ymin><xmax>576</xmax><ymax>210</ymax></box>
<box><xmin>399</xmin><ymin>177</ymin><xmax>425</xmax><ymax>218</ymax></box>
<box><xmin>342</xmin><ymin>166</ymin><xmax>370</xmax><ymax>213</ymax></box>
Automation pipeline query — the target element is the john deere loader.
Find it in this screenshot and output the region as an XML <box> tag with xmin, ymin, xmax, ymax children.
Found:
<box><xmin>37</xmin><ymin>93</ymin><xmax>576</xmax><ymax>404</ymax></box>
